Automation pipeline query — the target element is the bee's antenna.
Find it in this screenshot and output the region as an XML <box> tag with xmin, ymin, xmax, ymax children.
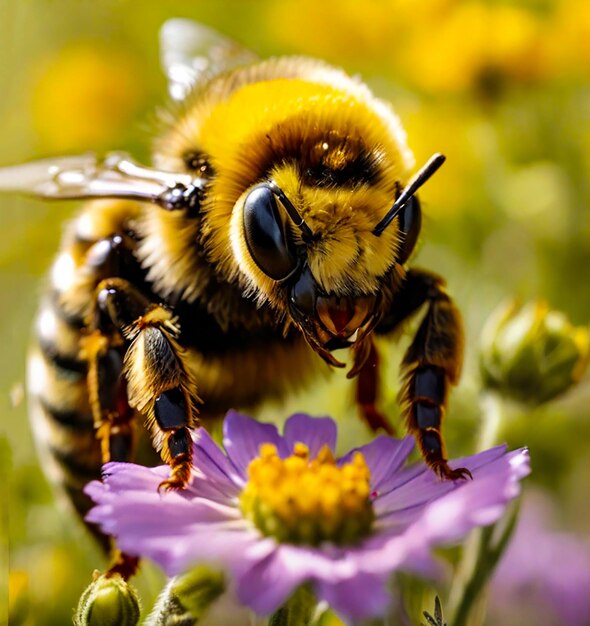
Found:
<box><xmin>268</xmin><ymin>181</ymin><xmax>315</xmax><ymax>242</ymax></box>
<box><xmin>372</xmin><ymin>153</ymin><xmax>446</xmax><ymax>236</ymax></box>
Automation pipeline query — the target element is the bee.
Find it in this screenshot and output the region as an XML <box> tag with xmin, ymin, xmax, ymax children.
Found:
<box><xmin>2</xmin><ymin>19</ymin><xmax>469</xmax><ymax>568</ymax></box>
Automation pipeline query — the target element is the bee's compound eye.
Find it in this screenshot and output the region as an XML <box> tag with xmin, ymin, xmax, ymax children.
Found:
<box><xmin>397</xmin><ymin>196</ymin><xmax>422</xmax><ymax>265</ymax></box>
<box><xmin>243</xmin><ymin>185</ymin><xmax>298</xmax><ymax>281</ymax></box>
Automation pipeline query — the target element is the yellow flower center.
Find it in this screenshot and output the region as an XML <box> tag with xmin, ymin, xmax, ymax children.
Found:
<box><xmin>240</xmin><ymin>442</ymin><xmax>374</xmax><ymax>545</ymax></box>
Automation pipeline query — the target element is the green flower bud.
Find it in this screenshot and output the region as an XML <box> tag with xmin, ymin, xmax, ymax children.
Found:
<box><xmin>75</xmin><ymin>572</ymin><xmax>141</xmax><ymax>626</ymax></box>
<box><xmin>171</xmin><ymin>566</ymin><xmax>225</xmax><ymax>618</ymax></box>
<box><xmin>149</xmin><ymin>566</ymin><xmax>225</xmax><ymax>625</ymax></box>
<box><xmin>480</xmin><ymin>300</ymin><xmax>589</xmax><ymax>405</ymax></box>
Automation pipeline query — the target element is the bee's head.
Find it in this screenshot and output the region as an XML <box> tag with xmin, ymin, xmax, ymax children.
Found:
<box><xmin>230</xmin><ymin>154</ymin><xmax>443</xmax><ymax>366</ymax></box>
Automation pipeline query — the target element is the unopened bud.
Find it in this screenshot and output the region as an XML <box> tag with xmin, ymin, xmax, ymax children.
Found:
<box><xmin>480</xmin><ymin>300</ymin><xmax>589</xmax><ymax>405</ymax></box>
<box><xmin>75</xmin><ymin>572</ymin><xmax>140</xmax><ymax>626</ymax></box>
<box><xmin>148</xmin><ymin>566</ymin><xmax>225</xmax><ymax>625</ymax></box>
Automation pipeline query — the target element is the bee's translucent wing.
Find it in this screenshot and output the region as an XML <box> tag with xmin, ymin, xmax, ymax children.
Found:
<box><xmin>160</xmin><ymin>19</ymin><xmax>257</xmax><ymax>102</ymax></box>
<box><xmin>0</xmin><ymin>155</ymin><xmax>98</xmax><ymax>195</ymax></box>
<box><xmin>0</xmin><ymin>152</ymin><xmax>204</xmax><ymax>211</ymax></box>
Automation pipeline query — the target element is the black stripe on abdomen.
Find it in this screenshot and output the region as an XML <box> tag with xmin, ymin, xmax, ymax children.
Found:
<box><xmin>38</xmin><ymin>396</ymin><xmax>94</xmax><ymax>432</ymax></box>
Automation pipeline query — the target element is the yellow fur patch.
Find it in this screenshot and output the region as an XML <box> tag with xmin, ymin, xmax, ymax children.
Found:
<box><xmin>151</xmin><ymin>57</ymin><xmax>414</xmax><ymax>312</ymax></box>
<box><xmin>200</xmin><ymin>80</ymin><xmax>409</xmax><ymax>290</ymax></box>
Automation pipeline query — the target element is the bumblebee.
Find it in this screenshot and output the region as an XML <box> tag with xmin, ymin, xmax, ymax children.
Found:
<box><xmin>3</xmin><ymin>19</ymin><xmax>469</xmax><ymax>559</ymax></box>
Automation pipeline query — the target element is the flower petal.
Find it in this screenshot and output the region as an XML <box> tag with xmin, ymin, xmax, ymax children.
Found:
<box><xmin>85</xmin><ymin>467</ymin><xmax>240</xmax><ymax>531</ymax></box>
<box><xmin>85</xmin><ymin>464</ymin><xmax>272</xmax><ymax>576</ymax></box>
<box><xmin>223</xmin><ymin>410</ymin><xmax>288</xmax><ymax>478</ymax></box>
<box><xmin>415</xmin><ymin>449</ymin><xmax>531</xmax><ymax>543</ymax></box>
<box><xmin>96</xmin><ymin>461</ymin><xmax>169</xmax><ymax>490</ymax></box>
<box><xmin>234</xmin><ymin>550</ymin><xmax>308</xmax><ymax>615</ymax></box>
<box><xmin>370</xmin><ymin>448</ymin><xmax>531</xmax><ymax>572</ymax></box>
<box><xmin>315</xmin><ymin>572</ymin><xmax>392</xmax><ymax>622</ymax></box>
<box><xmin>85</xmin><ymin>412</ymin><xmax>531</xmax><ymax>623</ymax></box>
<box><xmin>191</xmin><ymin>427</ymin><xmax>245</xmax><ymax>498</ymax></box>
<box><xmin>283</xmin><ymin>413</ymin><xmax>338</xmax><ymax>457</ymax></box>
<box><xmin>237</xmin><ymin>544</ymin><xmax>393</xmax><ymax>622</ymax></box>
<box><xmin>340</xmin><ymin>435</ymin><xmax>414</xmax><ymax>491</ymax></box>
<box><xmin>151</xmin><ymin>527</ymin><xmax>269</xmax><ymax>577</ymax></box>
<box><xmin>447</xmin><ymin>444</ymin><xmax>512</xmax><ymax>474</ymax></box>
<box><xmin>374</xmin><ymin>445</ymin><xmax>511</xmax><ymax>522</ymax></box>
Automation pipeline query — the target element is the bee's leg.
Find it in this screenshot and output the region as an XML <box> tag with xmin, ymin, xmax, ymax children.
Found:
<box><xmin>93</xmin><ymin>278</ymin><xmax>200</xmax><ymax>490</ymax></box>
<box><xmin>377</xmin><ymin>268</ymin><xmax>471</xmax><ymax>480</ymax></box>
<box><xmin>81</xmin><ymin>331</ymin><xmax>134</xmax><ymax>464</ymax></box>
<box><xmin>105</xmin><ymin>550</ymin><xmax>141</xmax><ymax>580</ymax></box>
<box><xmin>82</xmin><ymin>291</ymin><xmax>142</xmax><ymax>581</ymax></box>
<box><xmin>78</xmin><ymin>234</ymin><xmax>143</xmax><ymax>465</ymax></box>
<box><xmin>353</xmin><ymin>339</ymin><xmax>395</xmax><ymax>435</ymax></box>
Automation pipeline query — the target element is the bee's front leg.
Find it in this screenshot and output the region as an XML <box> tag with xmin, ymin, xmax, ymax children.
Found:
<box><xmin>352</xmin><ymin>338</ymin><xmax>395</xmax><ymax>435</ymax></box>
<box><xmin>90</xmin><ymin>277</ymin><xmax>200</xmax><ymax>490</ymax></box>
<box><xmin>377</xmin><ymin>268</ymin><xmax>471</xmax><ymax>480</ymax></box>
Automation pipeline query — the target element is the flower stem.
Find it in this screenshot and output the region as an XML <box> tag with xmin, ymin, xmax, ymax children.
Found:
<box><xmin>268</xmin><ymin>586</ymin><xmax>317</xmax><ymax>626</ymax></box>
<box><xmin>447</xmin><ymin>392</ymin><xmax>520</xmax><ymax>626</ymax></box>
<box><xmin>477</xmin><ymin>392</ymin><xmax>504</xmax><ymax>450</ymax></box>
<box><xmin>447</xmin><ymin>504</ymin><xmax>519</xmax><ymax>626</ymax></box>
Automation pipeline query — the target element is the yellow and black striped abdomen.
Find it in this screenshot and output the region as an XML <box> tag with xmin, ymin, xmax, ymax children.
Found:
<box><xmin>27</xmin><ymin>199</ymin><xmax>142</xmax><ymax>529</ymax></box>
<box><xmin>28</xmin><ymin>303</ymin><xmax>101</xmax><ymax>523</ymax></box>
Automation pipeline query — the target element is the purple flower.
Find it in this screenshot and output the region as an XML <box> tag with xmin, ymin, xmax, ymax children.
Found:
<box><xmin>489</xmin><ymin>491</ymin><xmax>590</xmax><ymax>626</ymax></box>
<box><xmin>86</xmin><ymin>412</ymin><xmax>529</xmax><ymax>622</ymax></box>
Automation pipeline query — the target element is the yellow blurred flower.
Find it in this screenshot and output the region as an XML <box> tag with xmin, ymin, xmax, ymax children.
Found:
<box><xmin>398</xmin><ymin>3</ymin><xmax>543</xmax><ymax>93</ymax></box>
<box><xmin>401</xmin><ymin>100</ymin><xmax>486</xmax><ymax>214</ymax></box>
<box><xmin>267</xmin><ymin>0</ymin><xmax>396</xmax><ymax>62</ymax></box>
<box><xmin>267</xmin><ymin>0</ymin><xmax>590</xmax><ymax>95</ymax></box>
<box><xmin>31</xmin><ymin>43</ymin><xmax>144</xmax><ymax>151</ymax></box>
<box><xmin>267</xmin><ymin>0</ymin><xmax>456</xmax><ymax>68</ymax></box>
<box><xmin>541</xmin><ymin>0</ymin><xmax>590</xmax><ymax>79</ymax></box>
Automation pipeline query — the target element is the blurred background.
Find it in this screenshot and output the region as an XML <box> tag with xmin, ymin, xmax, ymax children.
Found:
<box><xmin>1</xmin><ymin>0</ymin><xmax>589</xmax><ymax>624</ymax></box>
